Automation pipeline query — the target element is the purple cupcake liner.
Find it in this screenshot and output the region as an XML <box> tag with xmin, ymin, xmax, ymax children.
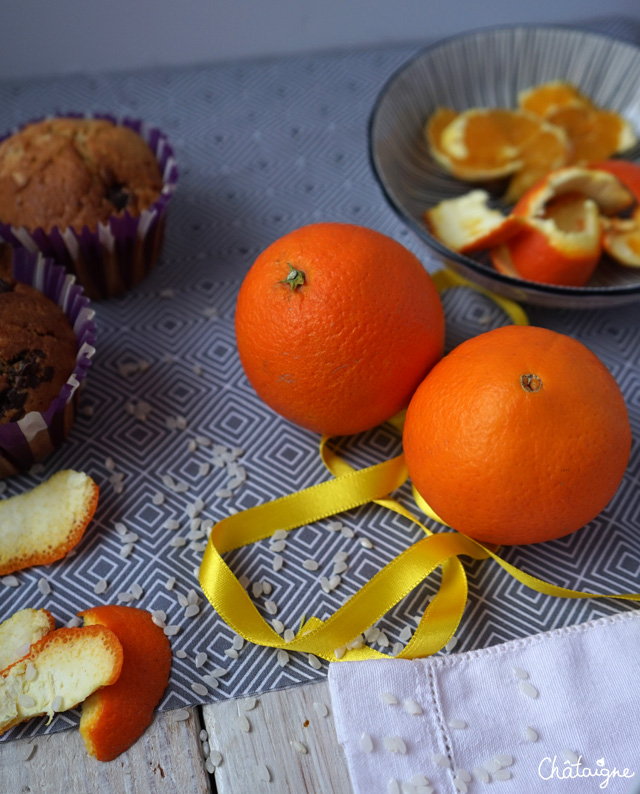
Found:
<box><xmin>0</xmin><ymin>113</ymin><xmax>179</xmax><ymax>300</ymax></box>
<box><xmin>0</xmin><ymin>248</ymin><xmax>97</xmax><ymax>477</ymax></box>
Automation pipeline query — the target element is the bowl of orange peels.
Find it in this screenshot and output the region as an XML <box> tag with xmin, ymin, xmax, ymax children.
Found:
<box><xmin>369</xmin><ymin>24</ymin><xmax>640</xmax><ymax>308</ymax></box>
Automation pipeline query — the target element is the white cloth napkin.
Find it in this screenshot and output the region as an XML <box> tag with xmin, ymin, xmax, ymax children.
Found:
<box><xmin>329</xmin><ymin>610</ymin><xmax>640</xmax><ymax>794</ymax></box>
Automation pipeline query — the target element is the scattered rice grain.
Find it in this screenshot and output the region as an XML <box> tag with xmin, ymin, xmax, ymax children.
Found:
<box><xmin>313</xmin><ymin>702</ymin><xmax>328</xmax><ymax>718</ymax></box>
<box><xmin>242</xmin><ymin>696</ymin><xmax>257</xmax><ymax>711</ymax></box>
<box><xmin>277</xmin><ymin>650</ymin><xmax>290</xmax><ymax>667</ymax></box>
<box><xmin>447</xmin><ymin>718</ymin><xmax>466</xmax><ymax>729</ymax></box>
<box><xmin>493</xmin><ymin>770</ymin><xmax>512</xmax><ymax>781</ymax></box>
<box><xmin>270</xmin><ymin>540</ymin><xmax>286</xmax><ymax>553</ymax></box>
<box><xmin>271</xmin><ymin>619</ymin><xmax>285</xmax><ymax>634</ymax></box>
<box><xmin>209</xmin><ymin>750</ymin><xmax>223</xmax><ymax>767</ymax></box>
<box><xmin>359</xmin><ymin>537</ymin><xmax>374</xmax><ymax>549</ymax></box>
<box><xmin>93</xmin><ymin>579</ymin><xmax>108</xmax><ymax>595</ymax></box>
<box><xmin>403</xmin><ymin>699</ymin><xmax>423</xmax><ymax>716</ymax></box>
<box><xmin>512</xmin><ymin>666</ymin><xmax>529</xmax><ymax>679</ymax></box>
<box><xmin>195</xmin><ymin>652</ymin><xmax>208</xmax><ymax>668</ymax></box>
<box><xmin>272</xmin><ymin>555</ymin><xmax>284</xmax><ymax>572</ymax></box>
<box><xmin>37</xmin><ymin>578</ymin><xmax>51</xmax><ymax>596</ymax></box>
<box><xmin>264</xmin><ymin>600</ymin><xmax>278</xmax><ymax>615</ymax></box>
<box><xmin>519</xmin><ymin>680</ymin><xmax>538</xmax><ymax>699</ymax></box>
<box><xmin>165</xmin><ymin>576</ymin><xmax>176</xmax><ymax>590</ymax></box>
<box><xmin>256</xmin><ymin>763</ymin><xmax>271</xmax><ymax>782</ymax></box>
<box><xmin>302</xmin><ymin>559</ymin><xmax>319</xmax><ymax>571</ymax></box>
<box><xmin>307</xmin><ymin>654</ymin><xmax>322</xmax><ymax>670</ymax></box>
<box><xmin>525</xmin><ymin>726</ymin><xmax>539</xmax><ymax>742</ymax></box>
<box><xmin>381</xmin><ymin>692</ymin><xmax>398</xmax><ymax>705</ymax></box>
<box><xmin>562</xmin><ymin>749</ymin><xmax>581</xmax><ymax>764</ymax></box>
<box><xmin>225</xmin><ymin>648</ymin><xmax>239</xmax><ymax>659</ymax></box>
<box><xmin>290</xmin><ymin>740</ymin><xmax>307</xmax><ymax>754</ymax></box>
<box><xmin>387</xmin><ymin>781</ymin><xmax>400</xmax><ymax>794</ymax></box>
<box><xmin>2</xmin><ymin>575</ymin><xmax>20</xmax><ymax>588</ymax></box>
<box><xmin>432</xmin><ymin>753</ymin><xmax>451</xmax><ymax>768</ymax></box>
<box><xmin>333</xmin><ymin>647</ymin><xmax>345</xmax><ymax>660</ymax></box>
<box><xmin>191</xmin><ymin>683</ymin><xmax>208</xmax><ymax>697</ymax></box>
<box><xmin>453</xmin><ymin>778</ymin><xmax>468</xmax><ymax>793</ymax></box>
<box><xmin>164</xmin><ymin>625</ymin><xmax>181</xmax><ymax>636</ymax></box>
<box><xmin>473</xmin><ymin>766</ymin><xmax>490</xmax><ymax>783</ymax></box>
<box><xmin>237</xmin><ymin>715</ymin><xmax>251</xmax><ymax>733</ymax></box>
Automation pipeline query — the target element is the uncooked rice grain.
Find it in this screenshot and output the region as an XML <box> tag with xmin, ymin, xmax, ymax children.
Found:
<box><xmin>2</xmin><ymin>575</ymin><xmax>20</xmax><ymax>587</ymax></box>
<box><xmin>381</xmin><ymin>692</ymin><xmax>398</xmax><ymax>705</ymax></box>
<box><xmin>302</xmin><ymin>559</ymin><xmax>319</xmax><ymax>571</ymax></box>
<box><xmin>284</xmin><ymin>629</ymin><xmax>295</xmax><ymax>643</ymax></box>
<box><xmin>277</xmin><ymin>650</ymin><xmax>290</xmax><ymax>667</ymax></box>
<box><xmin>313</xmin><ymin>702</ymin><xmax>328</xmax><ymax>718</ymax></box>
<box><xmin>37</xmin><ymin>578</ymin><xmax>51</xmax><ymax>596</ymax></box>
<box><xmin>237</xmin><ymin>715</ymin><xmax>251</xmax><ymax>733</ymax></box>
<box><xmin>432</xmin><ymin>753</ymin><xmax>451</xmax><ymax>768</ymax></box>
<box><xmin>290</xmin><ymin>740</ymin><xmax>307</xmax><ymax>754</ymax></box>
<box><xmin>307</xmin><ymin>654</ymin><xmax>322</xmax><ymax>670</ymax></box>
<box><xmin>493</xmin><ymin>770</ymin><xmax>512</xmax><ymax>781</ymax></box>
<box><xmin>519</xmin><ymin>680</ymin><xmax>538</xmax><ymax>699</ymax></box>
<box><xmin>525</xmin><ymin>726</ymin><xmax>539</xmax><ymax>742</ymax></box>
<box><xmin>387</xmin><ymin>779</ymin><xmax>400</xmax><ymax>794</ymax></box>
<box><xmin>403</xmin><ymin>699</ymin><xmax>422</xmax><ymax>716</ymax></box>
<box><xmin>257</xmin><ymin>763</ymin><xmax>271</xmax><ymax>782</ymax></box>
<box><xmin>473</xmin><ymin>766</ymin><xmax>490</xmax><ymax>783</ymax></box>
<box><xmin>93</xmin><ymin>579</ymin><xmax>108</xmax><ymax>595</ymax></box>
<box><xmin>172</xmin><ymin>709</ymin><xmax>190</xmax><ymax>722</ymax></box>
<box><xmin>447</xmin><ymin>718</ymin><xmax>466</xmax><ymax>729</ymax></box>
<box><xmin>192</xmin><ymin>683</ymin><xmax>208</xmax><ymax>697</ymax></box>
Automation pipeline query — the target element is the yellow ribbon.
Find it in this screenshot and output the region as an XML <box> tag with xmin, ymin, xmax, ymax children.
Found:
<box><xmin>199</xmin><ymin>270</ymin><xmax>640</xmax><ymax>662</ymax></box>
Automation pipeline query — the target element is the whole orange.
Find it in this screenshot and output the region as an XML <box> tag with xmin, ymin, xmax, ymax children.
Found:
<box><xmin>403</xmin><ymin>325</ymin><xmax>631</xmax><ymax>545</ymax></box>
<box><xmin>235</xmin><ymin>223</ymin><xmax>445</xmax><ymax>436</ymax></box>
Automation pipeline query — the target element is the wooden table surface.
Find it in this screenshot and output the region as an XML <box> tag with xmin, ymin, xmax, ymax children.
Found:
<box><xmin>0</xmin><ymin>680</ymin><xmax>353</xmax><ymax>793</ymax></box>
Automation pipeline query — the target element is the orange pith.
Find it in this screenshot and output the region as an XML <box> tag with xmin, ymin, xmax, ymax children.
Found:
<box><xmin>235</xmin><ymin>223</ymin><xmax>445</xmax><ymax>436</ymax></box>
<box><xmin>79</xmin><ymin>606</ymin><xmax>172</xmax><ymax>762</ymax></box>
<box><xmin>403</xmin><ymin>325</ymin><xmax>631</xmax><ymax>546</ymax></box>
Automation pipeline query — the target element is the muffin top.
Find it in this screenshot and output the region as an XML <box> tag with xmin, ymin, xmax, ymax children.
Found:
<box><xmin>0</xmin><ymin>117</ymin><xmax>163</xmax><ymax>233</ymax></box>
<box><xmin>0</xmin><ymin>247</ymin><xmax>77</xmax><ymax>423</ymax></box>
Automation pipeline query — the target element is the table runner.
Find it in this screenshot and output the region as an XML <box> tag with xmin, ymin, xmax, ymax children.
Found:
<box><xmin>1</xmin><ymin>14</ymin><xmax>639</xmax><ymax>742</ymax></box>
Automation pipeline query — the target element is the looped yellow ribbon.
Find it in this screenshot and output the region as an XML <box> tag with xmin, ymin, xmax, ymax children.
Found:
<box><xmin>199</xmin><ymin>270</ymin><xmax>640</xmax><ymax>662</ymax></box>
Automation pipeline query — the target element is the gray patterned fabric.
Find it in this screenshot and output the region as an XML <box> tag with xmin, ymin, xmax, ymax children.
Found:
<box><xmin>1</xmin><ymin>15</ymin><xmax>639</xmax><ymax>742</ymax></box>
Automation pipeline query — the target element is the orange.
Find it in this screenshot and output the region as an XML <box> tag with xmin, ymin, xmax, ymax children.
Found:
<box><xmin>403</xmin><ymin>325</ymin><xmax>631</xmax><ymax>546</ymax></box>
<box><xmin>235</xmin><ymin>223</ymin><xmax>445</xmax><ymax>436</ymax></box>
<box><xmin>79</xmin><ymin>606</ymin><xmax>172</xmax><ymax>762</ymax></box>
<box><xmin>547</xmin><ymin>105</ymin><xmax>636</xmax><ymax>164</ymax></box>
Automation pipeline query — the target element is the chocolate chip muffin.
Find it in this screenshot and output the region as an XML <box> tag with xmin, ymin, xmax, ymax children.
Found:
<box><xmin>0</xmin><ymin>117</ymin><xmax>163</xmax><ymax>233</ymax></box>
<box><xmin>0</xmin><ymin>247</ymin><xmax>77</xmax><ymax>423</ymax></box>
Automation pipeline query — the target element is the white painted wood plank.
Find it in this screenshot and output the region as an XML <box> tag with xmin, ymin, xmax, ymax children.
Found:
<box><xmin>202</xmin><ymin>680</ymin><xmax>353</xmax><ymax>794</ymax></box>
<box><xmin>0</xmin><ymin>708</ymin><xmax>212</xmax><ymax>794</ymax></box>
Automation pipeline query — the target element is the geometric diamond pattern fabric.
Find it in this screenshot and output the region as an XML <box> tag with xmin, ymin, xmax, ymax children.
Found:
<box><xmin>1</xmin><ymin>15</ymin><xmax>639</xmax><ymax>742</ymax></box>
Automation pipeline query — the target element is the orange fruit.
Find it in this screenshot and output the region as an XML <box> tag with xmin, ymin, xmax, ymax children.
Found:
<box><xmin>79</xmin><ymin>606</ymin><xmax>172</xmax><ymax>762</ymax></box>
<box><xmin>403</xmin><ymin>325</ymin><xmax>631</xmax><ymax>546</ymax></box>
<box><xmin>235</xmin><ymin>223</ymin><xmax>445</xmax><ymax>436</ymax></box>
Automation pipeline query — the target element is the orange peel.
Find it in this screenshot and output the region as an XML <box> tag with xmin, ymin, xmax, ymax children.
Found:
<box><xmin>79</xmin><ymin>605</ymin><xmax>172</xmax><ymax>762</ymax></box>
<box><xmin>547</xmin><ymin>104</ymin><xmax>637</xmax><ymax>164</ymax></box>
<box><xmin>588</xmin><ymin>159</ymin><xmax>640</xmax><ymax>202</ymax></box>
<box><xmin>0</xmin><ymin>469</ymin><xmax>99</xmax><ymax>576</ymax></box>
<box><xmin>517</xmin><ymin>80</ymin><xmax>590</xmax><ymax>118</ymax></box>
<box><xmin>424</xmin><ymin>189</ymin><xmax>523</xmax><ymax>253</ymax></box>
<box><xmin>491</xmin><ymin>166</ymin><xmax>634</xmax><ymax>286</ymax></box>
<box><xmin>602</xmin><ymin>207</ymin><xmax>640</xmax><ymax>268</ymax></box>
<box><xmin>0</xmin><ymin>626</ymin><xmax>123</xmax><ymax>736</ymax></box>
<box><xmin>426</xmin><ymin>107</ymin><xmax>543</xmax><ymax>181</ymax></box>
<box><xmin>0</xmin><ymin>608</ymin><xmax>55</xmax><ymax>672</ymax></box>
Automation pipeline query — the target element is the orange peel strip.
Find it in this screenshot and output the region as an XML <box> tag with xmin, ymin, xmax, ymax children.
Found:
<box><xmin>0</xmin><ymin>608</ymin><xmax>55</xmax><ymax>672</ymax></box>
<box><xmin>0</xmin><ymin>469</ymin><xmax>99</xmax><ymax>575</ymax></box>
<box><xmin>79</xmin><ymin>605</ymin><xmax>172</xmax><ymax>762</ymax></box>
<box><xmin>0</xmin><ymin>626</ymin><xmax>123</xmax><ymax>736</ymax></box>
<box><xmin>424</xmin><ymin>190</ymin><xmax>523</xmax><ymax>253</ymax></box>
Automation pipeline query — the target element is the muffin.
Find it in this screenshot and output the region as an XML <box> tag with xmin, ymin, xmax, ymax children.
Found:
<box><xmin>0</xmin><ymin>245</ymin><xmax>96</xmax><ymax>477</ymax></box>
<box><xmin>0</xmin><ymin>117</ymin><xmax>163</xmax><ymax>233</ymax></box>
<box><xmin>0</xmin><ymin>247</ymin><xmax>77</xmax><ymax>423</ymax></box>
<box><xmin>0</xmin><ymin>115</ymin><xmax>178</xmax><ymax>300</ymax></box>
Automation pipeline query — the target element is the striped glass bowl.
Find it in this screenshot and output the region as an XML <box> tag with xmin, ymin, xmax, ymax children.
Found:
<box><xmin>369</xmin><ymin>25</ymin><xmax>640</xmax><ymax>308</ymax></box>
